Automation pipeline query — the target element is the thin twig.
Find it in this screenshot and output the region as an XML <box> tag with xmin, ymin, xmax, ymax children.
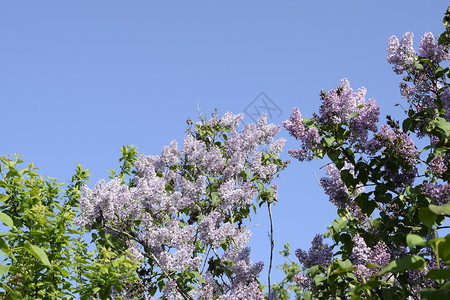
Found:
<box><xmin>267</xmin><ymin>201</ymin><xmax>274</xmax><ymax>298</ymax></box>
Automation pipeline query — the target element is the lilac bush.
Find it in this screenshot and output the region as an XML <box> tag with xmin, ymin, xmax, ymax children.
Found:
<box><xmin>277</xmin><ymin>7</ymin><xmax>450</xmax><ymax>299</ymax></box>
<box><xmin>76</xmin><ymin>112</ymin><xmax>287</xmax><ymax>299</ymax></box>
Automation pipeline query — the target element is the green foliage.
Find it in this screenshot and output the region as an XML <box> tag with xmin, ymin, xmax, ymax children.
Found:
<box><xmin>0</xmin><ymin>154</ymin><xmax>140</xmax><ymax>299</ymax></box>
<box><xmin>270</xmin><ymin>243</ymin><xmax>303</xmax><ymax>299</ymax></box>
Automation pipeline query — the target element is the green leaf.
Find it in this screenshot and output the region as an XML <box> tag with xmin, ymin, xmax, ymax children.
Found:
<box><xmin>406</xmin><ymin>234</ymin><xmax>427</xmax><ymax>249</ymax></box>
<box><xmin>429</xmin><ymin>235</ymin><xmax>450</xmax><ymax>263</ymax></box>
<box><xmin>419</xmin><ymin>207</ymin><xmax>437</xmax><ymax>228</ymax></box>
<box><xmin>435</xmin><ymin>67</ymin><xmax>449</xmax><ymax>78</ymax></box>
<box><xmin>349</xmin><ymin>112</ymin><xmax>359</xmax><ymax>118</ymax></box>
<box><xmin>0</xmin><ymin>237</ymin><xmax>10</xmax><ymax>255</ymax></box>
<box><xmin>426</xmin><ymin>269</ymin><xmax>450</xmax><ymax>280</ymax></box>
<box><xmin>0</xmin><ymin>194</ymin><xmax>10</xmax><ymax>202</ymax></box>
<box><xmin>4</xmin><ymin>290</ymin><xmax>22</xmax><ymax>300</ymax></box>
<box><xmin>378</xmin><ymin>255</ymin><xmax>426</xmax><ymax>276</ymax></box>
<box><xmin>327</xmin><ymin>150</ymin><xmax>340</xmax><ymax>162</ymax></box>
<box><xmin>429</xmin><ymin>203</ymin><xmax>450</xmax><ymax>216</ymax></box>
<box><xmin>323</xmin><ymin>136</ymin><xmax>335</xmax><ymax>146</ymax></box>
<box><xmin>24</xmin><ymin>242</ymin><xmax>51</xmax><ymax>266</ymax></box>
<box><xmin>431</xmin><ymin>117</ymin><xmax>450</xmax><ymax>135</ymax></box>
<box><xmin>402</xmin><ymin>117</ymin><xmax>416</xmax><ymax>132</ymax></box>
<box><xmin>0</xmin><ymin>265</ymin><xmax>11</xmax><ymax>275</ymax></box>
<box><xmin>0</xmin><ymin>212</ymin><xmax>13</xmax><ymax>227</ymax></box>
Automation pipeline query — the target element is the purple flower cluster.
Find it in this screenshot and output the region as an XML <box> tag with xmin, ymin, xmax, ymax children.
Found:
<box><xmin>387</xmin><ymin>32</ymin><xmax>416</xmax><ymax>74</ymax></box>
<box><xmin>295</xmin><ymin>234</ymin><xmax>333</xmax><ymax>268</ymax></box>
<box><xmin>320</xmin><ymin>162</ymin><xmax>364</xmax><ymax>209</ymax></box>
<box><xmin>421</xmin><ymin>182</ymin><xmax>450</xmax><ymax>205</ymax></box>
<box><xmin>198</xmin><ymin>244</ymin><xmax>264</xmax><ymax>300</ymax></box>
<box><xmin>427</xmin><ymin>155</ymin><xmax>448</xmax><ymax>177</ymax></box>
<box><xmin>320</xmin><ymin>164</ymin><xmax>350</xmax><ymax>208</ymax></box>
<box><xmin>319</xmin><ymin>79</ymin><xmax>380</xmax><ymax>146</ymax></box>
<box><xmin>419</xmin><ymin>32</ymin><xmax>449</xmax><ymax>63</ymax></box>
<box><xmin>76</xmin><ymin>111</ymin><xmax>283</xmax><ymax>298</ymax></box>
<box><xmin>199</xmin><ymin>211</ymin><xmax>237</xmax><ymax>248</ymax></box>
<box><xmin>293</xmin><ymin>273</ymin><xmax>314</xmax><ymax>290</ymax></box>
<box><xmin>284</xmin><ymin>79</ymin><xmax>380</xmax><ymax>160</ymax></box>
<box><xmin>369</xmin><ymin>125</ymin><xmax>419</xmax><ymax>164</ymax></box>
<box><xmin>75</xmin><ymin>178</ymin><xmax>141</xmax><ymax>229</ymax></box>
<box><xmin>283</xmin><ymin>107</ymin><xmax>320</xmax><ymax>161</ymax></box>
<box><xmin>367</xmin><ymin>124</ymin><xmax>420</xmax><ymax>187</ymax></box>
<box><xmin>351</xmin><ymin>235</ymin><xmax>390</xmax><ymax>282</ymax></box>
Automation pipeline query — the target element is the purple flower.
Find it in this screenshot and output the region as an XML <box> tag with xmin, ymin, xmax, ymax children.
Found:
<box><xmin>293</xmin><ymin>274</ymin><xmax>314</xmax><ymax>290</ymax></box>
<box><xmin>350</xmin><ymin>98</ymin><xmax>380</xmax><ymax>147</ymax></box>
<box><xmin>421</xmin><ymin>182</ymin><xmax>450</xmax><ymax>205</ymax></box>
<box><xmin>319</xmin><ymin>162</ymin><xmax>363</xmax><ymax>209</ymax></box>
<box><xmin>160</xmin><ymin>140</ymin><xmax>180</xmax><ymax>165</ymax></box>
<box><xmin>283</xmin><ymin>107</ymin><xmax>320</xmax><ymax>161</ymax></box>
<box><xmin>351</xmin><ymin>235</ymin><xmax>390</xmax><ymax>282</ymax></box>
<box><xmin>199</xmin><ymin>212</ymin><xmax>237</xmax><ymax>248</ymax></box>
<box><xmin>295</xmin><ymin>234</ymin><xmax>333</xmax><ymax>268</ymax></box>
<box><xmin>220</xmin><ymin>111</ymin><xmax>244</xmax><ymax>130</ymax></box>
<box><xmin>427</xmin><ymin>155</ymin><xmax>448</xmax><ymax>177</ymax></box>
<box><xmin>419</xmin><ymin>32</ymin><xmax>449</xmax><ymax>63</ymax></box>
<box><xmin>75</xmin><ymin>178</ymin><xmax>141</xmax><ymax>229</ymax></box>
<box><xmin>387</xmin><ymin>32</ymin><xmax>416</xmax><ymax>74</ymax></box>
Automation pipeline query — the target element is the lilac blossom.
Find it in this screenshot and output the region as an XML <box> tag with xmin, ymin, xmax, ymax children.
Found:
<box><xmin>421</xmin><ymin>182</ymin><xmax>450</xmax><ymax>205</ymax></box>
<box><xmin>387</xmin><ymin>32</ymin><xmax>416</xmax><ymax>74</ymax></box>
<box><xmin>293</xmin><ymin>274</ymin><xmax>314</xmax><ymax>290</ymax></box>
<box><xmin>427</xmin><ymin>155</ymin><xmax>448</xmax><ymax>177</ymax></box>
<box><xmin>351</xmin><ymin>235</ymin><xmax>390</xmax><ymax>282</ymax></box>
<box><xmin>419</xmin><ymin>32</ymin><xmax>449</xmax><ymax>63</ymax></box>
<box><xmin>75</xmin><ymin>178</ymin><xmax>141</xmax><ymax>229</ymax></box>
<box><xmin>350</xmin><ymin>98</ymin><xmax>380</xmax><ymax>147</ymax></box>
<box><xmin>250</xmin><ymin>151</ymin><xmax>278</xmax><ymax>180</ymax></box>
<box><xmin>367</xmin><ymin>124</ymin><xmax>420</xmax><ymax>187</ymax></box>
<box><xmin>369</xmin><ymin>125</ymin><xmax>419</xmax><ymax>165</ymax></box>
<box><xmin>199</xmin><ymin>212</ymin><xmax>237</xmax><ymax>248</ymax></box>
<box><xmin>284</xmin><ymin>79</ymin><xmax>380</xmax><ymax>160</ymax></box>
<box><xmin>317</xmin><ymin>78</ymin><xmax>374</xmax><ymax>127</ymax></box>
<box><xmin>160</xmin><ymin>140</ymin><xmax>180</xmax><ymax>166</ymax></box>
<box><xmin>283</xmin><ymin>107</ymin><xmax>320</xmax><ymax>161</ymax></box>
<box><xmin>320</xmin><ymin>164</ymin><xmax>350</xmax><ymax>208</ymax></box>
<box><xmin>76</xmin><ymin>111</ymin><xmax>284</xmax><ymax>298</ymax></box>
<box><xmin>218</xmin><ymin>180</ymin><xmax>256</xmax><ymax>210</ymax></box>
<box><xmin>220</xmin><ymin>111</ymin><xmax>244</xmax><ymax>130</ymax></box>
<box><xmin>295</xmin><ymin>234</ymin><xmax>333</xmax><ymax>268</ymax></box>
<box><xmin>320</xmin><ymin>162</ymin><xmax>363</xmax><ymax>209</ymax></box>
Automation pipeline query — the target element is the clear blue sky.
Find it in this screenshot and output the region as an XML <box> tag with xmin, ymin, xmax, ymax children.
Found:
<box><xmin>1</xmin><ymin>1</ymin><xmax>449</xmax><ymax>287</ymax></box>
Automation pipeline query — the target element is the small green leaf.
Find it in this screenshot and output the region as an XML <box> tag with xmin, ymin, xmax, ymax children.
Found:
<box><xmin>0</xmin><ymin>194</ymin><xmax>10</xmax><ymax>202</ymax></box>
<box><xmin>0</xmin><ymin>265</ymin><xmax>10</xmax><ymax>275</ymax></box>
<box><xmin>426</xmin><ymin>269</ymin><xmax>450</xmax><ymax>280</ymax></box>
<box><xmin>349</xmin><ymin>112</ymin><xmax>359</xmax><ymax>118</ymax></box>
<box><xmin>24</xmin><ymin>242</ymin><xmax>51</xmax><ymax>266</ymax></box>
<box><xmin>0</xmin><ymin>212</ymin><xmax>13</xmax><ymax>228</ymax></box>
<box><xmin>406</xmin><ymin>234</ymin><xmax>427</xmax><ymax>249</ymax></box>
<box><xmin>378</xmin><ymin>255</ymin><xmax>426</xmax><ymax>276</ymax></box>
<box><xmin>419</xmin><ymin>207</ymin><xmax>437</xmax><ymax>228</ymax></box>
<box><xmin>431</xmin><ymin>117</ymin><xmax>450</xmax><ymax>135</ymax></box>
<box><xmin>4</xmin><ymin>290</ymin><xmax>22</xmax><ymax>300</ymax></box>
<box><xmin>0</xmin><ymin>237</ymin><xmax>10</xmax><ymax>255</ymax></box>
<box><xmin>429</xmin><ymin>203</ymin><xmax>450</xmax><ymax>216</ymax></box>
<box><xmin>327</xmin><ymin>150</ymin><xmax>340</xmax><ymax>162</ymax></box>
<box><xmin>323</xmin><ymin>136</ymin><xmax>335</xmax><ymax>146</ymax></box>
